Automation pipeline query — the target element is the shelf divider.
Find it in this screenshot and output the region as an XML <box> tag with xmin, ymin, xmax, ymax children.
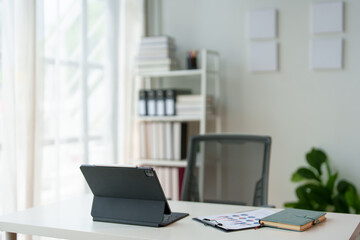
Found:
<box><xmin>136</xmin><ymin>159</ymin><xmax>188</xmax><ymax>167</ymax></box>
<box><xmin>136</xmin><ymin>69</ymin><xmax>202</xmax><ymax>78</ymax></box>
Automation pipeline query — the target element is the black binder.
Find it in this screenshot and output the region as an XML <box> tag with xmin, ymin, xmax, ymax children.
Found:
<box><xmin>165</xmin><ymin>89</ymin><xmax>191</xmax><ymax>116</ymax></box>
<box><xmin>147</xmin><ymin>89</ymin><xmax>157</xmax><ymax>116</ymax></box>
<box><xmin>155</xmin><ymin>89</ymin><xmax>166</xmax><ymax>116</ymax></box>
<box><xmin>80</xmin><ymin>165</ymin><xmax>188</xmax><ymax>227</ymax></box>
<box><xmin>138</xmin><ymin>90</ymin><xmax>148</xmax><ymax>116</ymax></box>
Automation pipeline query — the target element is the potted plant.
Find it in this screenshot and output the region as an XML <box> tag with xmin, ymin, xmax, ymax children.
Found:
<box><xmin>285</xmin><ymin>148</ymin><xmax>360</xmax><ymax>214</ymax></box>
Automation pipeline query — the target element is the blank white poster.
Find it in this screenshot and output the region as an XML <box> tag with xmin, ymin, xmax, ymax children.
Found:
<box><xmin>248</xmin><ymin>9</ymin><xmax>277</xmax><ymax>39</ymax></box>
<box><xmin>311</xmin><ymin>38</ymin><xmax>343</xmax><ymax>69</ymax></box>
<box><xmin>312</xmin><ymin>2</ymin><xmax>343</xmax><ymax>34</ymax></box>
<box><xmin>249</xmin><ymin>41</ymin><xmax>278</xmax><ymax>72</ymax></box>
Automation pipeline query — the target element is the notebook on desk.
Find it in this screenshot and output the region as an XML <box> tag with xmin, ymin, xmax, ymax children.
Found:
<box><xmin>80</xmin><ymin>165</ymin><xmax>189</xmax><ymax>227</ymax></box>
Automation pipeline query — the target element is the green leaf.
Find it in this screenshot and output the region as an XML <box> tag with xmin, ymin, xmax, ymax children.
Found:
<box><xmin>326</xmin><ymin>172</ymin><xmax>338</xmax><ymax>194</ymax></box>
<box><xmin>348</xmin><ymin>183</ymin><xmax>358</xmax><ymax>196</ymax></box>
<box><xmin>344</xmin><ymin>186</ymin><xmax>360</xmax><ymax>212</ymax></box>
<box><xmin>345</xmin><ymin>188</ymin><xmax>357</xmax><ymax>207</ymax></box>
<box><xmin>284</xmin><ymin>201</ymin><xmax>314</xmax><ymax>210</ymax></box>
<box><xmin>296</xmin><ymin>185</ymin><xmax>311</xmax><ymax>203</ymax></box>
<box><xmin>287</xmin><ymin>147</ymin><xmax>360</xmax><ymax>214</ymax></box>
<box><xmin>295</xmin><ymin>167</ymin><xmax>320</xmax><ymax>182</ymax></box>
<box><xmin>291</xmin><ymin>172</ymin><xmax>304</xmax><ymax>182</ymax></box>
<box><xmin>307</xmin><ymin>184</ymin><xmax>332</xmax><ymax>206</ymax></box>
<box><xmin>356</xmin><ymin>205</ymin><xmax>360</xmax><ymax>214</ymax></box>
<box><xmin>284</xmin><ymin>202</ymin><xmax>297</xmax><ymax>208</ymax></box>
<box><xmin>306</xmin><ymin>148</ymin><xmax>327</xmax><ymax>175</ymax></box>
<box><xmin>333</xmin><ymin>194</ymin><xmax>350</xmax><ymax>213</ymax></box>
<box><xmin>293</xmin><ymin>202</ymin><xmax>315</xmax><ymax>210</ymax></box>
<box><xmin>337</xmin><ymin>180</ymin><xmax>351</xmax><ymax>194</ymax></box>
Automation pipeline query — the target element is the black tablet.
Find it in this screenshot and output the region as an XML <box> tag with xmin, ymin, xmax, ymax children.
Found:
<box><xmin>80</xmin><ymin>165</ymin><xmax>188</xmax><ymax>227</ymax></box>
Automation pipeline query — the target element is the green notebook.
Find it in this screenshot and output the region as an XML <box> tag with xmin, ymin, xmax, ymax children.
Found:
<box><xmin>259</xmin><ymin>208</ymin><xmax>326</xmax><ymax>232</ymax></box>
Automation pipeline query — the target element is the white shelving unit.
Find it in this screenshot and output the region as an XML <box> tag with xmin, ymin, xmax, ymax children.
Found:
<box><xmin>132</xmin><ymin>49</ymin><xmax>221</xmax><ymax>167</ymax></box>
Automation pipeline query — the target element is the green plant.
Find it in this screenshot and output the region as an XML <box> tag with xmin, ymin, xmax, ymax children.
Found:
<box><xmin>284</xmin><ymin>148</ymin><xmax>360</xmax><ymax>214</ymax></box>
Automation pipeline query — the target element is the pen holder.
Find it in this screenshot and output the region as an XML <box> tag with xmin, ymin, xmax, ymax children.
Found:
<box><xmin>187</xmin><ymin>56</ymin><xmax>197</xmax><ymax>69</ymax></box>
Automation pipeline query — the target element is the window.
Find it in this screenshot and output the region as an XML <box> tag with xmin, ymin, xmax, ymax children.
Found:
<box><xmin>41</xmin><ymin>0</ymin><xmax>114</xmax><ymax>203</ymax></box>
<box><xmin>0</xmin><ymin>0</ymin><xmax>124</xmax><ymax>216</ymax></box>
<box><xmin>0</xmin><ymin>1</ymin><xmax>133</xmax><ymax>237</ymax></box>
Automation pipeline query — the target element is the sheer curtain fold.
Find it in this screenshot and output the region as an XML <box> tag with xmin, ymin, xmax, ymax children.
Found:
<box><xmin>118</xmin><ymin>0</ymin><xmax>144</xmax><ymax>164</ymax></box>
<box><xmin>0</xmin><ymin>0</ymin><xmax>42</xmax><ymax>212</ymax></box>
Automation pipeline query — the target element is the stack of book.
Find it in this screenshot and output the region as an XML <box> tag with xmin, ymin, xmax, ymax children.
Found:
<box><xmin>176</xmin><ymin>95</ymin><xmax>214</xmax><ymax>117</ymax></box>
<box><xmin>135</xmin><ymin>36</ymin><xmax>177</xmax><ymax>73</ymax></box>
<box><xmin>139</xmin><ymin>121</ymin><xmax>199</xmax><ymax>161</ymax></box>
<box><xmin>155</xmin><ymin>166</ymin><xmax>181</xmax><ymax>201</ymax></box>
<box><xmin>138</xmin><ymin>121</ymin><xmax>199</xmax><ymax>201</ymax></box>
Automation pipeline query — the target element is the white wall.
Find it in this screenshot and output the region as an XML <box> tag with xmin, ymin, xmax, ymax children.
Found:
<box><xmin>153</xmin><ymin>0</ymin><xmax>360</xmax><ymax>207</ymax></box>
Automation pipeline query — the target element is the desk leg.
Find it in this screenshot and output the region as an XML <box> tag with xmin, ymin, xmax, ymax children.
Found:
<box><xmin>5</xmin><ymin>232</ymin><xmax>17</xmax><ymax>240</ymax></box>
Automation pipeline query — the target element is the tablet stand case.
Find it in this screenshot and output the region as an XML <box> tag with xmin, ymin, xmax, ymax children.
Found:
<box><xmin>91</xmin><ymin>196</ymin><xmax>171</xmax><ymax>227</ymax></box>
<box><xmin>80</xmin><ymin>165</ymin><xmax>173</xmax><ymax>227</ymax></box>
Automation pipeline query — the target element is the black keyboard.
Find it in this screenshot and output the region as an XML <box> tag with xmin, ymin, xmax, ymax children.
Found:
<box><xmin>160</xmin><ymin>212</ymin><xmax>189</xmax><ymax>226</ymax></box>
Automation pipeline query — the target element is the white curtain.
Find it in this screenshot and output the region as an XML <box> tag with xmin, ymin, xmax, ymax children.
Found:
<box><xmin>0</xmin><ymin>0</ymin><xmax>144</xmax><ymax>223</ymax></box>
<box><xmin>104</xmin><ymin>0</ymin><xmax>145</xmax><ymax>165</ymax></box>
<box><xmin>118</xmin><ymin>0</ymin><xmax>145</xmax><ymax>164</ymax></box>
<box><xmin>0</xmin><ymin>0</ymin><xmax>42</xmax><ymax>213</ymax></box>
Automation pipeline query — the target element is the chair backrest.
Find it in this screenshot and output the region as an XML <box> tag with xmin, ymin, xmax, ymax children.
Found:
<box><xmin>181</xmin><ymin>134</ymin><xmax>271</xmax><ymax>206</ymax></box>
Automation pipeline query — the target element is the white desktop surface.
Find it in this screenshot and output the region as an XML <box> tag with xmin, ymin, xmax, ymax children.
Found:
<box><xmin>0</xmin><ymin>194</ymin><xmax>359</xmax><ymax>240</ymax></box>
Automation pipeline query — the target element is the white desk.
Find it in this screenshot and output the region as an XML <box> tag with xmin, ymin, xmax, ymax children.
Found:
<box><xmin>0</xmin><ymin>195</ymin><xmax>359</xmax><ymax>240</ymax></box>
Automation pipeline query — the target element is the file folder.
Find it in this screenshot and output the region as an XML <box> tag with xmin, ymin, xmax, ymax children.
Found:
<box><xmin>156</xmin><ymin>89</ymin><xmax>166</xmax><ymax>116</ymax></box>
<box><xmin>138</xmin><ymin>90</ymin><xmax>148</xmax><ymax>116</ymax></box>
<box><xmin>147</xmin><ymin>90</ymin><xmax>156</xmax><ymax>116</ymax></box>
<box><xmin>165</xmin><ymin>89</ymin><xmax>176</xmax><ymax>116</ymax></box>
<box><xmin>165</xmin><ymin>89</ymin><xmax>191</xmax><ymax>116</ymax></box>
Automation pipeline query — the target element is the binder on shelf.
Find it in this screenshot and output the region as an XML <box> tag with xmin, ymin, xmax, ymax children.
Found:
<box><xmin>156</xmin><ymin>90</ymin><xmax>166</xmax><ymax>116</ymax></box>
<box><xmin>147</xmin><ymin>90</ymin><xmax>157</xmax><ymax>116</ymax></box>
<box><xmin>138</xmin><ymin>90</ymin><xmax>148</xmax><ymax>116</ymax></box>
<box><xmin>171</xmin><ymin>168</ymin><xmax>179</xmax><ymax>200</ymax></box>
<box><xmin>164</xmin><ymin>167</ymin><xmax>172</xmax><ymax>198</ymax></box>
<box><xmin>158</xmin><ymin>122</ymin><xmax>166</xmax><ymax>160</ymax></box>
<box><xmin>173</xmin><ymin>122</ymin><xmax>188</xmax><ymax>160</ymax></box>
<box><xmin>187</xmin><ymin>122</ymin><xmax>200</xmax><ymax>146</ymax></box>
<box><xmin>180</xmin><ymin>123</ymin><xmax>189</xmax><ymax>159</ymax></box>
<box><xmin>164</xmin><ymin>122</ymin><xmax>174</xmax><ymax>160</ymax></box>
<box><xmin>165</xmin><ymin>89</ymin><xmax>191</xmax><ymax>116</ymax></box>
<box><xmin>152</xmin><ymin>123</ymin><xmax>160</xmax><ymax>159</ymax></box>
<box><xmin>165</xmin><ymin>89</ymin><xmax>176</xmax><ymax>116</ymax></box>
<box><xmin>156</xmin><ymin>167</ymin><xmax>170</xmax><ymax>198</ymax></box>
<box><xmin>139</xmin><ymin>122</ymin><xmax>147</xmax><ymax>159</ymax></box>
<box><xmin>146</xmin><ymin>122</ymin><xmax>153</xmax><ymax>158</ymax></box>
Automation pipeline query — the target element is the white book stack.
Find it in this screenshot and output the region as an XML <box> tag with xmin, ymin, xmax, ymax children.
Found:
<box><xmin>176</xmin><ymin>95</ymin><xmax>214</xmax><ymax>116</ymax></box>
<box><xmin>155</xmin><ymin>166</ymin><xmax>175</xmax><ymax>200</ymax></box>
<box><xmin>138</xmin><ymin>121</ymin><xmax>199</xmax><ymax>201</ymax></box>
<box><xmin>135</xmin><ymin>36</ymin><xmax>177</xmax><ymax>73</ymax></box>
<box><xmin>139</xmin><ymin>122</ymin><xmax>193</xmax><ymax>161</ymax></box>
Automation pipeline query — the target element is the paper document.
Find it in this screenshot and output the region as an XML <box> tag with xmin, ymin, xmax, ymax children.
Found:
<box><xmin>194</xmin><ymin>208</ymin><xmax>275</xmax><ymax>231</ymax></box>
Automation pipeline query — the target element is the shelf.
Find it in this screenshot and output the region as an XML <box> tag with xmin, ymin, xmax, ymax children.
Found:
<box><xmin>136</xmin><ymin>114</ymin><xmax>216</xmax><ymax>122</ymax></box>
<box><xmin>136</xmin><ymin>115</ymin><xmax>202</xmax><ymax>122</ymax></box>
<box><xmin>136</xmin><ymin>69</ymin><xmax>202</xmax><ymax>78</ymax></box>
<box><xmin>132</xmin><ymin>49</ymin><xmax>221</xmax><ymax>185</ymax></box>
<box><xmin>136</xmin><ymin>159</ymin><xmax>188</xmax><ymax>168</ymax></box>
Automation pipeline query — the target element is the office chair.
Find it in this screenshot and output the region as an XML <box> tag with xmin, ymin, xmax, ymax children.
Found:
<box><xmin>181</xmin><ymin>134</ymin><xmax>271</xmax><ymax>206</ymax></box>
